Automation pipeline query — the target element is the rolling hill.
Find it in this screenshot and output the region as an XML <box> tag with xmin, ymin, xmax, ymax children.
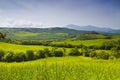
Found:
<box><xmin>0</xmin><ymin>27</ymin><xmax>87</xmax><ymax>41</ymax></box>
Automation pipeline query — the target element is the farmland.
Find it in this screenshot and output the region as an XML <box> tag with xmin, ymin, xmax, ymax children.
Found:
<box><xmin>1</xmin><ymin>0</ymin><xmax>120</xmax><ymax>79</ymax></box>
<box><xmin>51</xmin><ymin>35</ymin><xmax>120</xmax><ymax>46</ymax></box>
<box><xmin>51</xmin><ymin>39</ymin><xmax>111</xmax><ymax>46</ymax></box>
<box><xmin>0</xmin><ymin>57</ymin><xmax>120</xmax><ymax>80</ymax></box>
<box><xmin>0</xmin><ymin>28</ymin><xmax>120</xmax><ymax>80</ymax></box>
<box><xmin>0</xmin><ymin>42</ymin><xmax>52</xmax><ymax>52</ymax></box>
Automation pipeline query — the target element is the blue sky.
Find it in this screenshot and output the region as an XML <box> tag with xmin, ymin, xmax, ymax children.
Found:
<box><xmin>0</xmin><ymin>0</ymin><xmax>120</xmax><ymax>29</ymax></box>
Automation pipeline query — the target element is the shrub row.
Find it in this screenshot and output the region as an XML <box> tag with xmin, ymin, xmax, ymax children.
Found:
<box><xmin>90</xmin><ymin>48</ymin><xmax>120</xmax><ymax>60</ymax></box>
<box><xmin>4</xmin><ymin>39</ymin><xmax>120</xmax><ymax>50</ymax></box>
<box><xmin>50</xmin><ymin>40</ymin><xmax>120</xmax><ymax>50</ymax></box>
<box><xmin>0</xmin><ymin>48</ymin><xmax>64</xmax><ymax>62</ymax></box>
<box><xmin>69</xmin><ymin>47</ymin><xmax>120</xmax><ymax>60</ymax></box>
<box><xmin>0</xmin><ymin>46</ymin><xmax>119</xmax><ymax>62</ymax></box>
<box><xmin>89</xmin><ymin>40</ymin><xmax>120</xmax><ymax>50</ymax></box>
<box><xmin>90</xmin><ymin>51</ymin><xmax>110</xmax><ymax>60</ymax></box>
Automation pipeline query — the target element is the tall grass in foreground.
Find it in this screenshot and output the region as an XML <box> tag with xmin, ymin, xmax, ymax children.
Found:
<box><xmin>0</xmin><ymin>57</ymin><xmax>120</xmax><ymax>80</ymax></box>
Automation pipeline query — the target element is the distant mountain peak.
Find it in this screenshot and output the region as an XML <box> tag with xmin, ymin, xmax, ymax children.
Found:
<box><xmin>64</xmin><ymin>24</ymin><xmax>120</xmax><ymax>33</ymax></box>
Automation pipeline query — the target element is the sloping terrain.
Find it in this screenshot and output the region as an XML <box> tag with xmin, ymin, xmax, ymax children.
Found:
<box><xmin>0</xmin><ymin>27</ymin><xmax>86</xmax><ymax>41</ymax></box>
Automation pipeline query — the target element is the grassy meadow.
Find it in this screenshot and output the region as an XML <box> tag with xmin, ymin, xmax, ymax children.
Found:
<box><xmin>7</xmin><ymin>31</ymin><xmax>70</xmax><ymax>41</ymax></box>
<box><xmin>0</xmin><ymin>57</ymin><xmax>120</xmax><ymax>80</ymax></box>
<box><xmin>0</xmin><ymin>42</ymin><xmax>52</xmax><ymax>52</ymax></box>
<box><xmin>51</xmin><ymin>35</ymin><xmax>120</xmax><ymax>46</ymax></box>
<box><xmin>0</xmin><ymin>28</ymin><xmax>120</xmax><ymax>80</ymax></box>
<box><xmin>0</xmin><ymin>40</ymin><xmax>120</xmax><ymax>80</ymax></box>
<box><xmin>51</xmin><ymin>39</ymin><xmax>110</xmax><ymax>46</ymax></box>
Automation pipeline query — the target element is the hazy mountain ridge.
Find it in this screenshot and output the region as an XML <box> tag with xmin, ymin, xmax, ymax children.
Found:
<box><xmin>0</xmin><ymin>27</ymin><xmax>85</xmax><ymax>34</ymax></box>
<box><xmin>0</xmin><ymin>24</ymin><xmax>120</xmax><ymax>34</ymax></box>
<box><xmin>64</xmin><ymin>24</ymin><xmax>120</xmax><ymax>33</ymax></box>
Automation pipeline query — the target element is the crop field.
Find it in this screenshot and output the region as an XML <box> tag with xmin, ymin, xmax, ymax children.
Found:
<box><xmin>0</xmin><ymin>42</ymin><xmax>52</xmax><ymax>52</ymax></box>
<box><xmin>51</xmin><ymin>35</ymin><xmax>120</xmax><ymax>46</ymax></box>
<box><xmin>14</xmin><ymin>32</ymin><xmax>39</xmax><ymax>37</ymax></box>
<box><xmin>112</xmin><ymin>34</ymin><xmax>120</xmax><ymax>40</ymax></box>
<box><xmin>0</xmin><ymin>29</ymin><xmax>120</xmax><ymax>80</ymax></box>
<box><xmin>0</xmin><ymin>57</ymin><xmax>120</xmax><ymax>80</ymax></box>
<box><xmin>0</xmin><ymin>42</ymin><xmax>72</xmax><ymax>55</ymax></box>
<box><xmin>7</xmin><ymin>32</ymin><xmax>70</xmax><ymax>41</ymax></box>
<box><xmin>51</xmin><ymin>39</ymin><xmax>111</xmax><ymax>46</ymax></box>
<box><xmin>0</xmin><ymin>0</ymin><xmax>120</xmax><ymax>79</ymax></box>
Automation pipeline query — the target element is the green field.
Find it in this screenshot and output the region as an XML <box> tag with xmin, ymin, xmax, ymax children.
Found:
<box><xmin>0</xmin><ymin>42</ymin><xmax>52</xmax><ymax>52</ymax></box>
<box><xmin>7</xmin><ymin>32</ymin><xmax>70</xmax><ymax>41</ymax></box>
<box><xmin>14</xmin><ymin>32</ymin><xmax>39</xmax><ymax>37</ymax></box>
<box><xmin>51</xmin><ymin>34</ymin><xmax>120</xmax><ymax>46</ymax></box>
<box><xmin>0</xmin><ymin>57</ymin><xmax>120</xmax><ymax>80</ymax></box>
<box><xmin>0</xmin><ymin>28</ymin><xmax>120</xmax><ymax>80</ymax></box>
<box><xmin>0</xmin><ymin>42</ymin><xmax>120</xmax><ymax>80</ymax></box>
<box><xmin>51</xmin><ymin>39</ymin><xmax>111</xmax><ymax>46</ymax></box>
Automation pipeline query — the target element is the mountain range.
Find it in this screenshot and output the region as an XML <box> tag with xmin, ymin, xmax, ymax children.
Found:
<box><xmin>0</xmin><ymin>24</ymin><xmax>120</xmax><ymax>33</ymax></box>
<box><xmin>64</xmin><ymin>24</ymin><xmax>120</xmax><ymax>33</ymax></box>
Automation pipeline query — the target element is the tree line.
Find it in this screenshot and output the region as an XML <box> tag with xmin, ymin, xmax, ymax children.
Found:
<box><xmin>0</xmin><ymin>32</ymin><xmax>6</xmax><ymax>40</ymax></box>
<box><xmin>0</xmin><ymin>45</ymin><xmax>119</xmax><ymax>62</ymax></box>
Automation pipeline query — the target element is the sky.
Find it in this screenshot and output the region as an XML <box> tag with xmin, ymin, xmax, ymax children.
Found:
<box><xmin>0</xmin><ymin>0</ymin><xmax>120</xmax><ymax>29</ymax></box>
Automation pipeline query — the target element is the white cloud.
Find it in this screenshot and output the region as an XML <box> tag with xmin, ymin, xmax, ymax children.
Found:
<box><xmin>0</xmin><ymin>16</ymin><xmax>43</xmax><ymax>28</ymax></box>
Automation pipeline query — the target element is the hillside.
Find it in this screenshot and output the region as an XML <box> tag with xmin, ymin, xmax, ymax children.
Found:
<box><xmin>0</xmin><ymin>27</ymin><xmax>87</xmax><ymax>41</ymax></box>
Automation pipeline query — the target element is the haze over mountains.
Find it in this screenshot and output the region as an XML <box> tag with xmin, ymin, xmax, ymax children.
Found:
<box><xmin>64</xmin><ymin>24</ymin><xmax>120</xmax><ymax>33</ymax></box>
<box><xmin>1</xmin><ymin>24</ymin><xmax>119</xmax><ymax>33</ymax></box>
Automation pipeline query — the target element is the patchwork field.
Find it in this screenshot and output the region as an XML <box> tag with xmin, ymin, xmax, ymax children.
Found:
<box><xmin>0</xmin><ymin>57</ymin><xmax>120</xmax><ymax>80</ymax></box>
<box><xmin>0</xmin><ymin>28</ymin><xmax>120</xmax><ymax>80</ymax></box>
<box><xmin>7</xmin><ymin>32</ymin><xmax>70</xmax><ymax>41</ymax></box>
<box><xmin>0</xmin><ymin>42</ymin><xmax>52</xmax><ymax>52</ymax></box>
<box><xmin>51</xmin><ymin>35</ymin><xmax>120</xmax><ymax>46</ymax></box>
<box><xmin>51</xmin><ymin>39</ymin><xmax>111</xmax><ymax>46</ymax></box>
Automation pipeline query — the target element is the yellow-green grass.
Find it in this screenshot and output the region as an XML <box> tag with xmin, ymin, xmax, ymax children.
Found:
<box><xmin>0</xmin><ymin>42</ymin><xmax>113</xmax><ymax>55</ymax></box>
<box><xmin>0</xmin><ymin>56</ymin><xmax>120</xmax><ymax>80</ymax></box>
<box><xmin>96</xmin><ymin>50</ymin><xmax>111</xmax><ymax>53</ymax></box>
<box><xmin>0</xmin><ymin>42</ymin><xmax>72</xmax><ymax>55</ymax></box>
<box><xmin>51</xmin><ymin>39</ymin><xmax>113</xmax><ymax>46</ymax></box>
<box><xmin>112</xmin><ymin>35</ymin><xmax>120</xmax><ymax>40</ymax></box>
<box><xmin>14</xmin><ymin>32</ymin><xmax>39</xmax><ymax>37</ymax></box>
<box><xmin>0</xmin><ymin>42</ymin><xmax>52</xmax><ymax>53</ymax></box>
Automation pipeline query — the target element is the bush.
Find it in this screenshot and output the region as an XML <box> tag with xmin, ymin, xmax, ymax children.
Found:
<box><xmin>62</xmin><ymin>48</ymin><xmax>66</xmax><ymax>56</ymax></box>
<box><xmin>0</xmin><ymin>50</ymin><xmax>5</xmax><ymax>61</ymax></box>
<box><xmin>81</xmin><ymin>46</ymin><xmax>91</xmax><ymax>57</ymax></box>
<box><xmin>34</xmin><ymin>51</ymin><xmax>40</xmax><ymax>59</ymax></box>
<box><xmin>13</xmin><ymin>52</ymin><xmax>26</xmax><ymax>62</ymax></box>
<box><xmin>44</xmin><ymin>48</ymin><xmax>53</xmax><ymax>57</ymax></box>
<box><xmin>109</xmin><ymin>56</ymin><xmax>116</xmax><ymax>60</ymax></box>
<box><xmin>90</xmin><ymin>51</ymin><xmax>97</xmax><ymax>58</ymax></box>
<box><xmin>111</xmin><ymin>47</ymin><xmax>120</xmax><ymax>58</ymax></box>
<box><xmin>100</xmin><ymin>41</ymin><xmax>117</xmax><ymax>50</ymax></box>
<box><xmin>53</xmin><ymin>50</ymin><xmax>64</xmax><ymax>57</ymax></box>
<box><xmin>88</xmin><ymin>45</ymin><xmax>96</xmax><ymax>49</ymax></box>
<box><xmin>37</xmin><ymin>50</ymin><xmax>47</xmax><ymax>58</ymax></box>
<box><xmin>25</xmin><ymin>50</ymin><xmax>34</xmax><ymax>60</ymax></box>
<box><xmin>3</xmin><ymin>51</ymin><xmax>14</xmax><ymax>62</ymax></box>
<box><xmin>96</xmin><ymin>51</ymin><xmax>110</xmax><ymax>60</ymax></box>
<box><xmin>69</xmin><ymin>47</ymin><xmax>81</xmax><ymax>56</ymax></box>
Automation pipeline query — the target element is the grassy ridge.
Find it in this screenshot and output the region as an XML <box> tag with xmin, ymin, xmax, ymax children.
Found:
<box><xmin>7</xmin><ymin>32</ymin><xmax>70</xmax><ymax>41</ymax></box>
<box><xmin>0</xmin><ymin>28</ymin><xmax>83</xmax><ymax>41</ymax></box>
<box><xmin>51</xmin><ymin>39</ymin><xmax>111</xmax><ymax>46</ymax></box>
<box><xmin>0</xmin><ymin>57</ymin><xmax>120</xmax><ymax>80</ymax></box>
<box><xmin>0</xmin><ymin>42</ymin><xmax>71</xmax><ymax>55</ymax></box>
<box><xmin>51</xmin><ymin>35</ymin><xmax>120</xmax><ymax>46</ymax></box>
<box><xmin>0</xmin><ymin>42</ymin><xmax>52</xmax><ymax>52</ymax></box>
<box><xmin>0</xmin><ymin>30</ymin><xmax>120</xmax><ymax>80</ymax></box>
<box><xmin>14</xmin><ymin>32</ymin><xmax>39</xmax><ymax>37</ymax></box>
